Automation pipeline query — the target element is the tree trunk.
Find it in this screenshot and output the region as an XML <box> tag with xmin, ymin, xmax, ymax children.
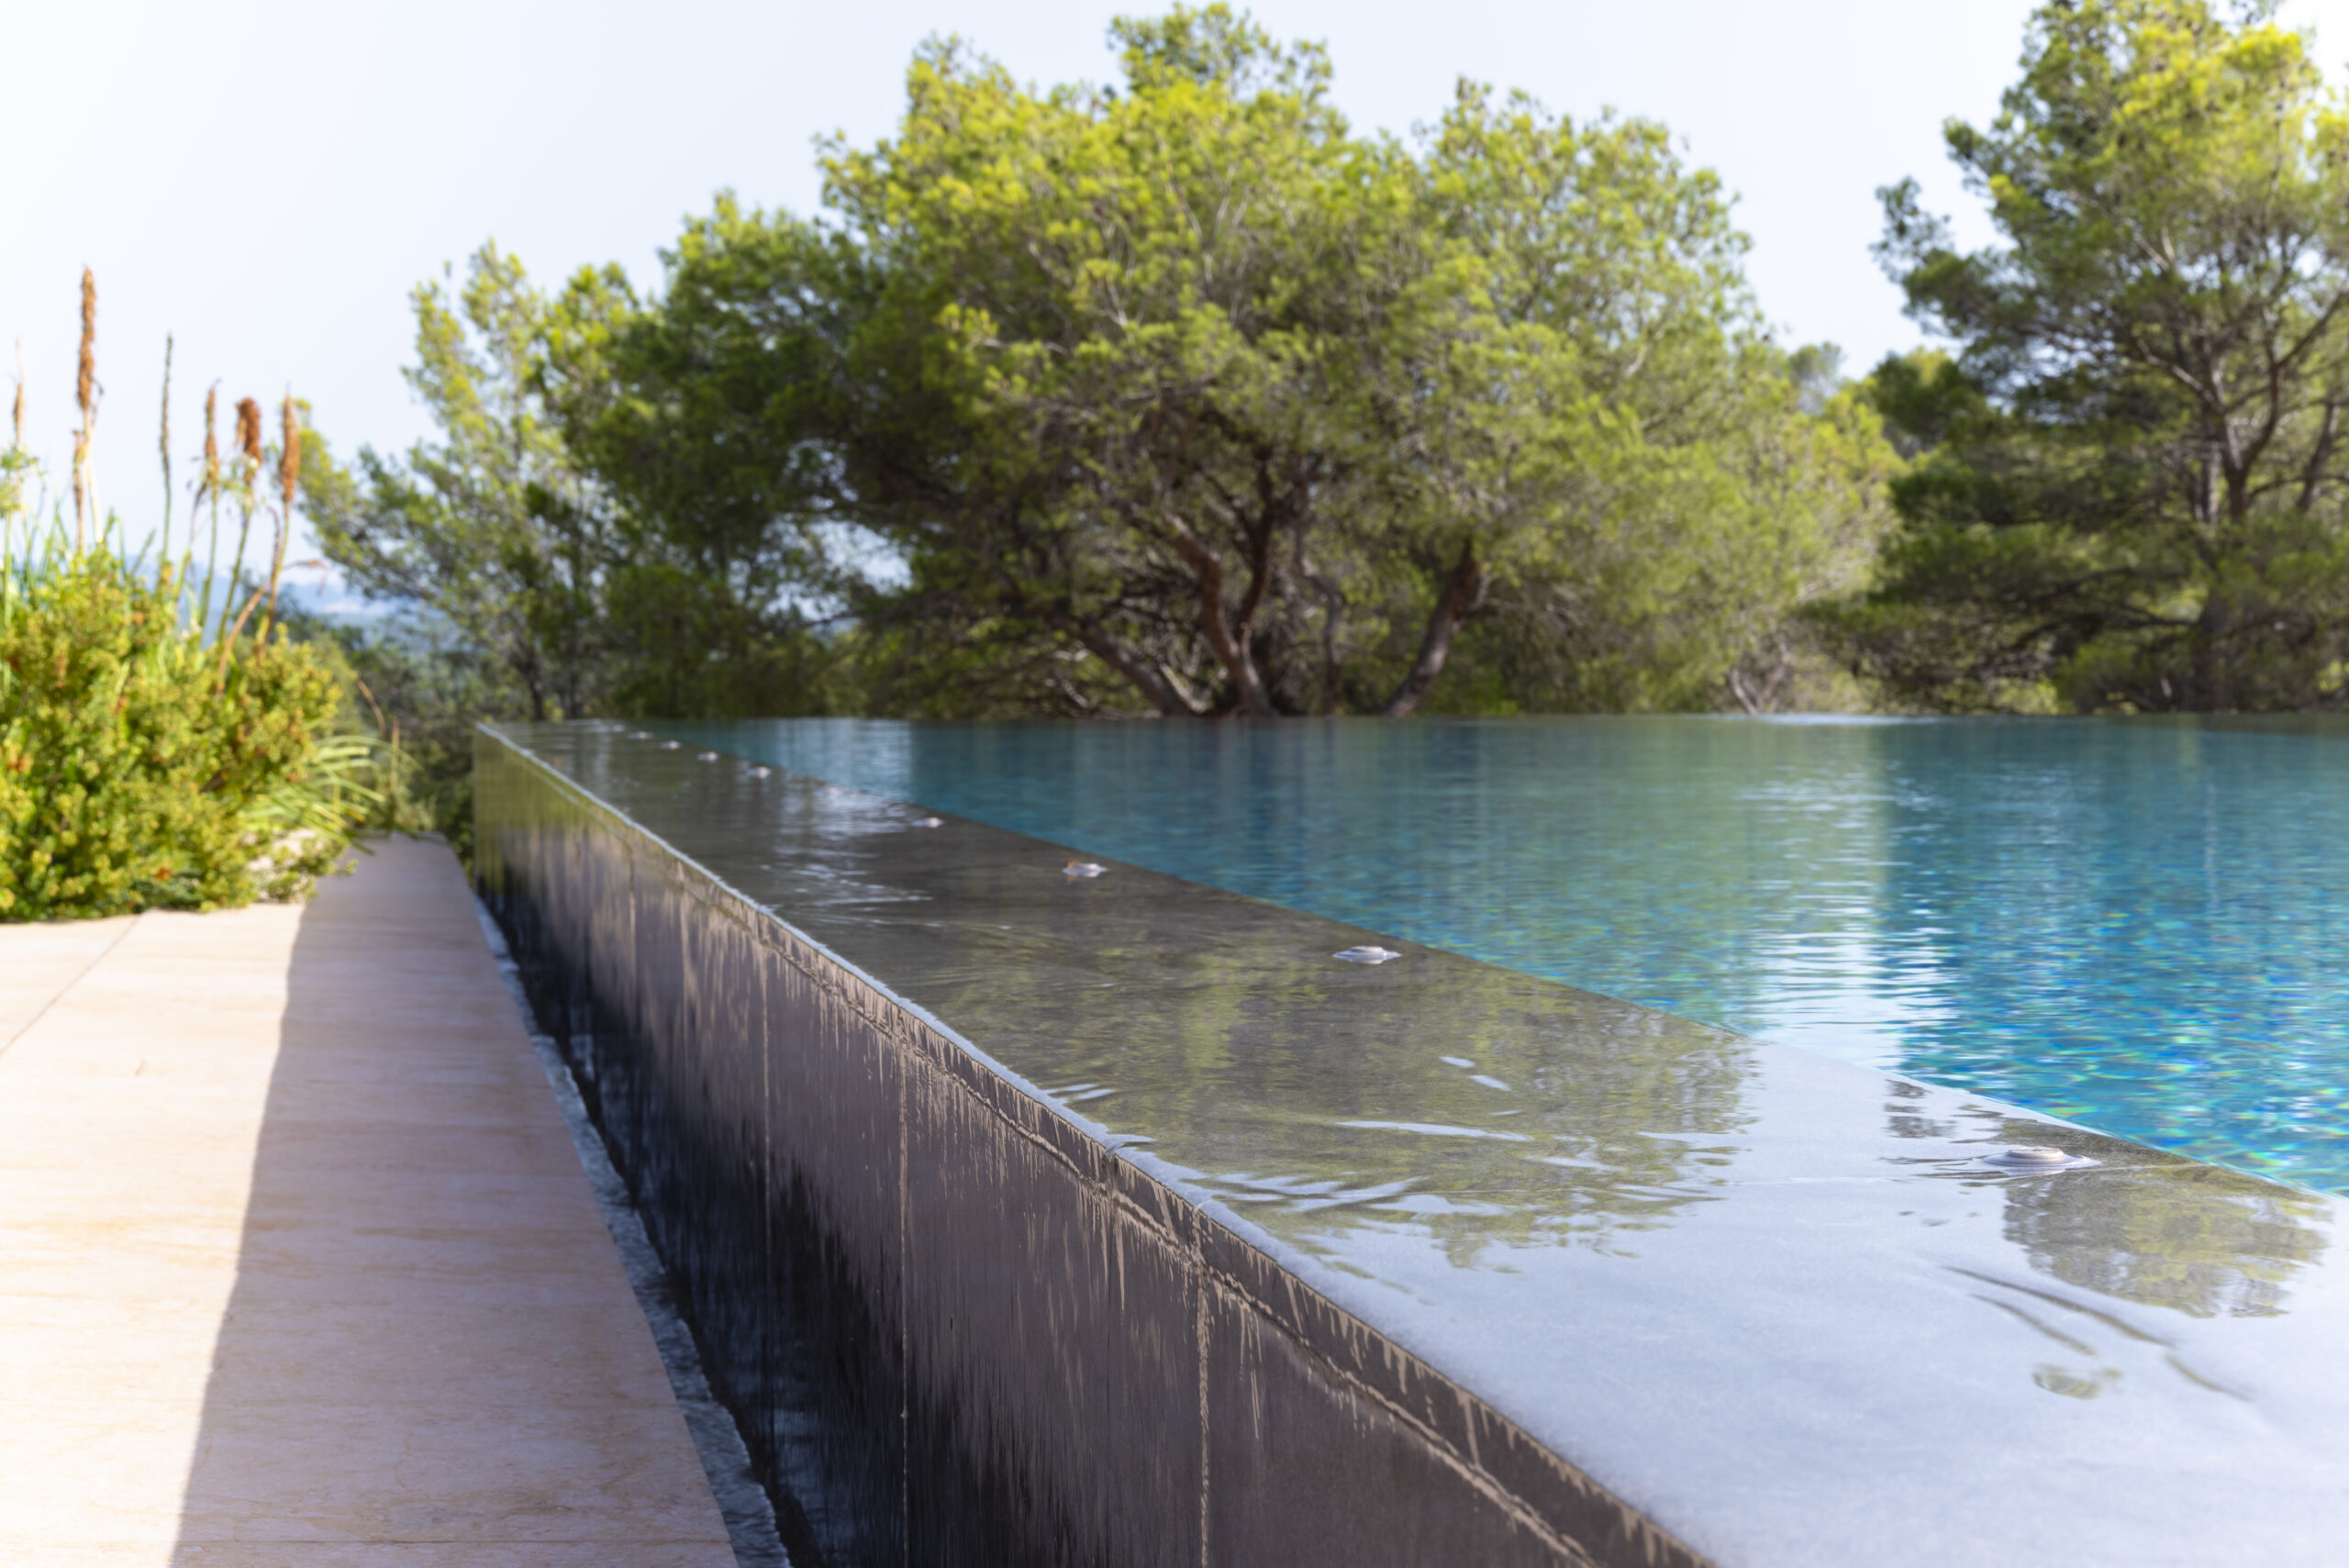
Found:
<box><xmin>1727</xmin><ymin>635</ymin><xmax>1793</xmax><ymax>716</ymax></box>
<box><xmin>2191</xmin><ymin>595</ymin><xmax>2232</xmax><ymax>712</ymax></box>
<box><xmin>1727</xmin><ymin>665</ymin><xmax>1764</xmax><ymax>716</ymax></box>
<box><xmin>1059</xmin><ymin>619</ymin><xmax>1206</xmax><ymax>717</ymax></box>
<box><xmin>1166</xmin><ymin>526</ymin><xmax>1277</xmax><ymax>716</ymax></box>
<box><xmin>1298</xmin><ymin>558</ymin><xmax>1346</xmax><ymax>715</ymax></box>
<box><xmin>1382</xmin><ymin>541</ymin><xmax>1486</xmax><ymax>718</ymax></box>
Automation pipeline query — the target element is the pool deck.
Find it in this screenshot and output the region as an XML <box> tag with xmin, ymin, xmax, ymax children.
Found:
<box><xmin>0</xmin><ymin>837</ymin><xmax>738</xmax><ymax>1566</ymax></box>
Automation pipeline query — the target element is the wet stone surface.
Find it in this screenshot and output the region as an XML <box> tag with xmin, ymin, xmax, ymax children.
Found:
<box><xmin>487</xmin><ymin>721</ymin><xmax>2349</xmax><ymax>1568</ymax></box>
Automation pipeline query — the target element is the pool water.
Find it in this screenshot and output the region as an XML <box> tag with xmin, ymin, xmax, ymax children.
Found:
<box><xmin>662</xmin><ymin>716</ymin><xmax>2349</xmax><ymax>1195</ymax></box>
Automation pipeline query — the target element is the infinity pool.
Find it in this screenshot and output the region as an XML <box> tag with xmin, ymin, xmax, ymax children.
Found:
<box><xmin>662</xmin><ymin>716</ymin><xmax>2349</xmax><ymax>1194</ymax></box>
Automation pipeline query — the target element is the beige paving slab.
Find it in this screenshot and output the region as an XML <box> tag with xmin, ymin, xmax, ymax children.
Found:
<box><xmin>0</xmin><ymin>913</ymin><xmax>139</xmax><ymax>1047</ymax></box>
<box><xmin>0</xmin><ymin>837</ymin><xmax>737</xmax><ymax>1566</ymax></box>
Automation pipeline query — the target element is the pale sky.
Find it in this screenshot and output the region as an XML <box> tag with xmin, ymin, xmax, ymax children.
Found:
<box><xmin>11</xmin><ymin>0</ymin><xmax>2349</xmax><ymax>568</ymax></box>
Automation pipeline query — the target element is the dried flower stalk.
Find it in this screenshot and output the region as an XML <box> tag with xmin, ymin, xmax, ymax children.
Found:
<box><xmin>159</xmin><ymin>334</ymin><xmax>174</xmax><ymax>561</ymax></box>
<box><xmin>235</xmin><ymin>396</ymin><xmax>262</xmax><ymax>484</ymax></box>
<box><xmin>78</xmin><ymin>271</ymin><xmax>95</xmax><ymax>417</ymax></box>
<box><xmin>220</xmin><ymin>396</ymin><xmax>265</xmax><ymax>638</ymax></box>
<box><xmin>73</xmin><ymin>268</ymin><xmax>96</xmax><ymax>550</ymax></box>
<box><xmin>264</xmin><ymin>395</ymin><xmax>298</xmax><ymax>628</ymax></box>
<box><xmin>199</xmin><ymin>385</ymin><xmax>224</xmax><ymax>638</ymax></box>
<box><xmin>278</xmin><ymin>397</ymin><xmax>298</xmax><ymax>515</ymax></box>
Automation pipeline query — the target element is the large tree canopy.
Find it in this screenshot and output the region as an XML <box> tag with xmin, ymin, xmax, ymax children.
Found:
<box><xmin>1840</xmin><ymin>0</ymin><xmax>2349</xmax><ymax>712</ymax></box>
<box><xmin>551</xmin><ymin>6</ymin><xmax>1892</xmax><ymax>717</ymax></box>
<box><xmin>303</xmin><ymin>247</ymin><xmax>595</xmax><ymax>722</ymax></box>
<box><xmin>308</xmin><ymin>245</ymin><xmax>845</xmax><ymax>723</ymax></box>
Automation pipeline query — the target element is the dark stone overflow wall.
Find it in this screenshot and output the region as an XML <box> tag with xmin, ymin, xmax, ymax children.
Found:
<box><xmin>473</xmin><ymin>728</ymin><xmax>1701</xmax><ymax>1568</ymax></box>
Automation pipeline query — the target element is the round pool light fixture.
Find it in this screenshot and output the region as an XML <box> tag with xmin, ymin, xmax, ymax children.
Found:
<box><xmin>1982</xmin><ymin>1144</ymin><xmax>2092</xmax><ymax>1172</ymax></box>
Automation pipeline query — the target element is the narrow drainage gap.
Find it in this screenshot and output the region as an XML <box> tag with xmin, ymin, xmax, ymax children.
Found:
<box><xmin>473</xmin><ymin>898</ymin><xmax>794</xmax><ymax>1568</ymax></box>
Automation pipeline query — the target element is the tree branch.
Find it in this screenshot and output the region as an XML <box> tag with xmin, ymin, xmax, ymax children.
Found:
<box><xmin>1381</xmin><ymin>539</ymin><xmax>1486</xmax><ymax>717</ymax></box>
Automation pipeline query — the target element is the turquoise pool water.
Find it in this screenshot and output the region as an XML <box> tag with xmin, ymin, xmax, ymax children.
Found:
<box><xmin>663</xmin><ymin>716</ymin><xmax>2349</xmax><ymax>1194</ymax></box>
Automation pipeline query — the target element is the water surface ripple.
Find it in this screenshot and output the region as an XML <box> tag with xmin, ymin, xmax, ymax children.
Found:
<box><xmin>665</xmin><ymin>716</ymin><xmax>2349</xmax><ymax>1194</ymax></box>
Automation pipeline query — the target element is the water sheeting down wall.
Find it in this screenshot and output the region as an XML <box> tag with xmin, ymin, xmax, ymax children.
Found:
<box><xmin>475</xmin><ymin>729</ymin><xmax>1684</xmax><ymax>1568</ymax></box>
<box><xmin>476</xmin><ymin>722</ymin><xmax>2349</xmax><ymax>1568</ymax></box>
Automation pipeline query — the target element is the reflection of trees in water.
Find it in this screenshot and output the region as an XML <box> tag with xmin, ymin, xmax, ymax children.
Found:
<box><xmin>1880</xmin><ymin>1080</ymin><xmax>2332</xmax><ymax>1321</ymax></box>
<box><xmin>1882</xmin><ymin>1078</ymin><xmax>1958</xmax><ymax>1142</ymax></box>
<box><xmin>598</xmin><ymin>746</ymin><xmax>1770</xmax><ymax>1276</ymax></box>
<box><xmin>1990</xmin><ymin>1120</ymin><xmax>2331</xmax><ymax>1318</ymax></box>
<box><xmin>1880</xmin><ymin>1034</ymin><xmax>2332</xmax><ymax>1321</ymax></box>
<box><xmin>893</xmin><ymin>860</ymin><xmax>1765</xmax><ymax>1272</ymax></box>
<box><xmin>1206</xmin><ymin>982</ymin><xmax>1761</xmax><ymax>1270</ymax></box>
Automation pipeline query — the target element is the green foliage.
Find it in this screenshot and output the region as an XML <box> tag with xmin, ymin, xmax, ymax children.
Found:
<box><xmin>0</xmin><ymin>547</ymin><xmax>356</xmax><ymax>919</ymax></box>
<box><xmin>304</xmin><ymin>246</ymin><xmax>601</xmax><ymax>723</ymax></box>
<box><xmin>309</xmin><ymin>243</ymin><xmax>853</xmax><ymax>732</ymax></box>
<box><xmin>1836</xmin><ymin>0</ymin><xmax>2349</xmax><ymax>712</ymax></box>
<box><xmin>253</xmin><ymin>604</ymin><xmax>471</xmax><ymax>859</ymax></box>
<box><xmin>538</xmin><ymin>6</ymin><xmax>1897</xmax><ymax>718</ymax></box>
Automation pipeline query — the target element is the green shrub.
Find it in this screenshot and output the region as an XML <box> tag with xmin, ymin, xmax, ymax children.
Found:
<box><xmin>0</xmin><ymin>550</ymin><xmax>361</xmax><ymax>918</ymax></box>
